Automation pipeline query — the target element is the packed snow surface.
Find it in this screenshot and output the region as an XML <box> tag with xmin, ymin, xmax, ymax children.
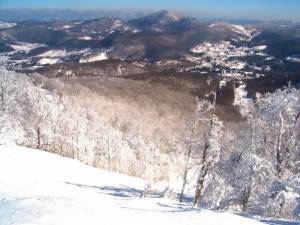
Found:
<box><xmin>0</xmin><ymin>145</ymin><xmax>275</xmax><ymax>225</ymax></box>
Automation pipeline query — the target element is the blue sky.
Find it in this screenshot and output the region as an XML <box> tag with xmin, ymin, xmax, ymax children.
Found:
<box><xmin>1</xmin><ymin>0</ymin><xmax>300</xmax><ymax>21</ymax></box>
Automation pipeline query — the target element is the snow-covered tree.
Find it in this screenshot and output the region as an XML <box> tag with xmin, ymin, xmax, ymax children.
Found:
<box><xmin>193</xmin><ymin>92</ymin><xmax>224</xmax><ymax>207</ymax></box>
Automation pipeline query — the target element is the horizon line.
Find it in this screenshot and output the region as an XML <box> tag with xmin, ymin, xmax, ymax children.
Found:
<box><xmin>0</xmin><ymin>7</ymin><xmax>299</xmax><ymax>23</ymax></box>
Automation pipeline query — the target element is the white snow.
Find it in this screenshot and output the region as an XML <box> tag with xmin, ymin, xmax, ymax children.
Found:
<box><xmin>79</xmin><ymin>52</ymin><xmax>108</xmax><ymax>63</ymax></box>
<box><xmin>229</xmin><ymin>61</ymin><xmax>247</xmax><ymax>70</ymax></box>
<box><xmin>117</xmin><ymin>65</ymin><xmax>122</xmax><ymax>74</ymax></box>
<box><xmin>38</xmin><ymin>49</ymin><xmax>90</xmax><ymax>58</ymax></box>
<box><xmin>38</xmin><ymin>50</ymin><xmax>67</xmax><ymax>58</ymax></box>
<box><xmin>253</xmin><ymin>45</ymin><xmax>267</xmax><ymax>51</ymax></box>
<box><xmin>187</xmin><ymin>41</ymin><xmax>272</xmax><ymax>78</ymax></box>
<box><xmin>62</xmin><ymin>25</ymin><xmax>73</xmax><ymax>29</ymax></box>
<box><xmin>265</xmin><ymin>56</ymin><xmax>275</xmax><ymax>61</ymax></box>
<box><xmin>36</xmin><ymin>49</ymin><xmax>90</xmax><ymax>65</ymax></box>
<box><xmin>209</xmin><ymin>22</ymin><xmax>256</xmax><ymax>39</ymax></box>
<box><xmin>132</xmin><ymin>29</ymin><xmax>141</xmax><ymax>33</ymax></box>
<box><xmin>37</xmin><ymin>58</ymin><xmax>60</xmax><ymax>65</ymax></box>
<box><xmin>189</xmin><ymin>41</ymin><xmax>249</xmax><ymax>73</ymax></box>
<box><xmin>132</xmin><ymin>62</ymin><xmax>145</xmax><ymax>68</ymax></box>
<box><xmin>112</xmin><ymin>20</ymin><xmax>123</xmax><ymax>29</ymax></box>
<box><xmin>167</xmin><ymin>11</ymin><xmax>181</xmax><ymax>21</ymax></box>
<box><xmin>286</xmin><ymin>56</ymin><xmax>300</xmax><ymax>63</ymax></box>
<box><xmin>231</xmin><ymin>24</ymin><xmax>256</xmax><ymax>38</ymax></box>
<box><xmin>219</xmin><ymin>79</ymin><xmax>227</xmax><ymax>89</ymax></box>
<box><xmin>233</xmin><ymin>83</ymin><xmax>254</xmax><ymax>116</ymax></box>
<box><xmin>0</xmin><ymin>22</ymin><xmax>17</xmax><ymax>29</ymax></box>
<box><xmin>11</xmin><ymin>42</ymin><xmax>45</xmax><ymax>53</ymax></box>
<box><xmin>256</xmin><ymin>52</ymin><xmax>268</xmax><ymax>56</ymax></box>
<box><xmin>0</xmin><ymin>145</ymin><xmax>270</xmax><ymax>225</ymax></box>
<box><xmin>234</xmin><ymin>84</ymin><xmax>248</xmax><ymax>105</ymax></box>
<box><xmin>78</xmin><ymin>36</ymin><xmax>92</xmax><ymax>40</ymax></box>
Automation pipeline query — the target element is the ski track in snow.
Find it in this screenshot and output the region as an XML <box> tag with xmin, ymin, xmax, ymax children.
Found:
<box><xmin>0</xmin><ymin>146</ymin><xmax>297</xmax><ymax>225</ymax></box>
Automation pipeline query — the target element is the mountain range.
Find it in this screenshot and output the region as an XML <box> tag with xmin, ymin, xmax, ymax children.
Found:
<box><xmin>1</xmin><ymin>10</ymin><xmax>299</xmax><ymax>97</ymax></box>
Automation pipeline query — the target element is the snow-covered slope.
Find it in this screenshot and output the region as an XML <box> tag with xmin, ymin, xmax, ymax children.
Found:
<box><xmin>209</xmin><ymin>22</ymin><xmax>257</xmax><ymax>39</ymax></box>
<box><xmin>0</xmin><ymin>22</ymin><xmax>16</xmax><ymax>30</ymax></box>
<box><xmin>0</xmin><ymin>146</ymin><xmax>290</xmax><ymax>225</ymax></box>
<box><xmin>10</xmin><ymin>42</ymin><xmax>45</xmax><ymax>53</ymax></box>
<box><xmin>79</xmin><ymin>52</ymin><xmax>108</xmax><ymax>63</ymax></box>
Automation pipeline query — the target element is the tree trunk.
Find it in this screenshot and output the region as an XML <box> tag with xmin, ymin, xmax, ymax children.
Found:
<box><xmin>179</xmin><ymin>144</ymin><xmax>192</xmax><ymax>202</ymax></box>
<box><xmin>194</xmin><ymin>163</ymin><xmax>208</xmax><ymax>206</ymax></box>
<box><xmin>275</xmin><ymin>112</ymin><xmax>284</xmax><ymax>177</ymax></box>
<box><xmin>1</xmin><ymin>83</ymin><xmax>4</xmax><ymax>111</ymax></box>
<box><xmin>194</xmin><ymin>134</ymin><xmax>209</xmax><ymax>206</ymax></box>
<box><xmin>242</xmin><ymin>185</ymin><xmax>251</xmax><ymax>211</ymax></box>
<box><xmin>37</xmin><ymin>127</ymin><xmax>41</xmax><ymax>149</ymax></box>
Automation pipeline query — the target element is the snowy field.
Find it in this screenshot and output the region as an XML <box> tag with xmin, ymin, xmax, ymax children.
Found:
<box><xmin>0</xmin><ymin>146</ymin><xmax>297</xmax><ymax>225</ymax></box>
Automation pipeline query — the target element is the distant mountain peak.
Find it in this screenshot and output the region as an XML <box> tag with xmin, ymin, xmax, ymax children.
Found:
<box><xmin>154</xmin><ymin>10</ymin><xmax>181</xmax><ymax>21</ymax></box>
<box><xmin>129</xmin><ymin>10</ymin><xmax>182</xmax><ymax>29</ymax></box>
